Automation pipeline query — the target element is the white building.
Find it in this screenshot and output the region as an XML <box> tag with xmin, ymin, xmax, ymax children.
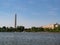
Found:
<box><xmin>42</xmin><ymin>23</ymin><xmax>60</xmax><ymax>29</ymax></box>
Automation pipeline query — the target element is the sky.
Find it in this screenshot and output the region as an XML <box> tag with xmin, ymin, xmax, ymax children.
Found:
<box><xmin>0</xmin><ymin>0</ymin><xmax>60</xmax><ymax>28</ymax></box>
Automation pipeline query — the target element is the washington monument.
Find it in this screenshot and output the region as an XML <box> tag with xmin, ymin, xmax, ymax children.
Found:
<box><xmin>15</xmin><ymin>14</ymin><xmax>17</xmax><ymax>28</ymax></box>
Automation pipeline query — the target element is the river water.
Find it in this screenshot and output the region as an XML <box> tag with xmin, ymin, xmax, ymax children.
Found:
<box><xmin>0</xmin><ymin>32</ymin><xmax>60</xmax><ymax>45</ymax></box>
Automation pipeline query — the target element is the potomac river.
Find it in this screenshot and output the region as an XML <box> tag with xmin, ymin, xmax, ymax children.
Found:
<box><xmin>0</xmin><ymin>32</ymin><xmax>60</xmax><ymax>45</ymax></box>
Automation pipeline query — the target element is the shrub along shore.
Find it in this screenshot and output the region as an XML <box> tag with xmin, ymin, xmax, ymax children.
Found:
<box><xmin>0</xmin><ymin>26</ymin><xmax>60</xmax><ymax>32</ymax></box>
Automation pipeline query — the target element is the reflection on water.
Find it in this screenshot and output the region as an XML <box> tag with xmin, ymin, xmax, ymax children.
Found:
<box><xmin>0</xmin><ymin>32</ymin><xmax>60</xmax><ymax>45</ymax></box>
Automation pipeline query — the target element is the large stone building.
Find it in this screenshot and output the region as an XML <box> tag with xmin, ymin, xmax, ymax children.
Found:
<box><xmin>42</xmin><ymin>23</ymin><xmax>60</xmax><ymax>29</ymax></box>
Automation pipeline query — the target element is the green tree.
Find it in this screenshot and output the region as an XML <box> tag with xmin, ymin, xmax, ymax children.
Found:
<box><xmin>31</xmin><ymin>27</ymin><xmax>37</xmax><ymax>32</ymax></box>
<box><xmin>17</xmin><ymin>26</ymin><xmax>25</xmax><ymax>32</ymax></box>
<box><xmin>2</xmin><ymin>26</ymin><xmax>6</xmax><ymax>32</ymax></box>
<box><xmin>0</xmin><ymin>27</ymin><xmax>2</xmax><ymax>32</ymax></box>
<box><xmin>39</xmin><ymin>27</ymin><xmax>44</xmax><ymax>31</ymax></box>
<box><xmin>9</xmin><ymin>27</ymin><xmax>15</xmax><ymax>32</ymax></box>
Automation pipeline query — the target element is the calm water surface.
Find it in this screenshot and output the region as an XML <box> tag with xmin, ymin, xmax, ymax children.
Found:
<box><xmin>0</xmin><ymin>32</ymin><xmax>60</xmax><ymax>45</ymax></box>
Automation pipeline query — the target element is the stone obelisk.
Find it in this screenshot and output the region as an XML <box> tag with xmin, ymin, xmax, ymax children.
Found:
<box><xmin>15</xmin><ymin>14</ymin><xmax>17</xmax><ymax>28</ymax></box>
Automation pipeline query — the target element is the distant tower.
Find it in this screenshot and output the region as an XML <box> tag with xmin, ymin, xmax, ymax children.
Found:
<box><xmin>15</xmin><ymin>14</ymin><xmax>17</xmax><ymax>28</ymax></box>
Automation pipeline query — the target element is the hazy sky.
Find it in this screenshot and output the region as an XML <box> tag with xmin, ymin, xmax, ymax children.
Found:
<box><xmin>0</xmin><ymin>0</ymin><xmax>60</xmax><ymax>28</ymax></box>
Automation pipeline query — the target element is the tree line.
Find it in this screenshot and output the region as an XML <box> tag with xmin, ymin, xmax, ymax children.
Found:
<box><xmin>0</xmin><ymin>26</ymin><xmax>60</xmax><ymax>32</ymax></box>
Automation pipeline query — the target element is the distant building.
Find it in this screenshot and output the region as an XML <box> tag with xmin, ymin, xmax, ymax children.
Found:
<box><xmin>42</xmin><ymin>23</ymin><xmax>60</xmax><ymax>29</ymax></box>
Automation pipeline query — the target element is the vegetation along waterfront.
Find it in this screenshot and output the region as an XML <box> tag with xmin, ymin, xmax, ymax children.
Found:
<box><xmin>0</xmin><ymin>25</ymin><xmax>60</xmax><ymax>32</ymax></box>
